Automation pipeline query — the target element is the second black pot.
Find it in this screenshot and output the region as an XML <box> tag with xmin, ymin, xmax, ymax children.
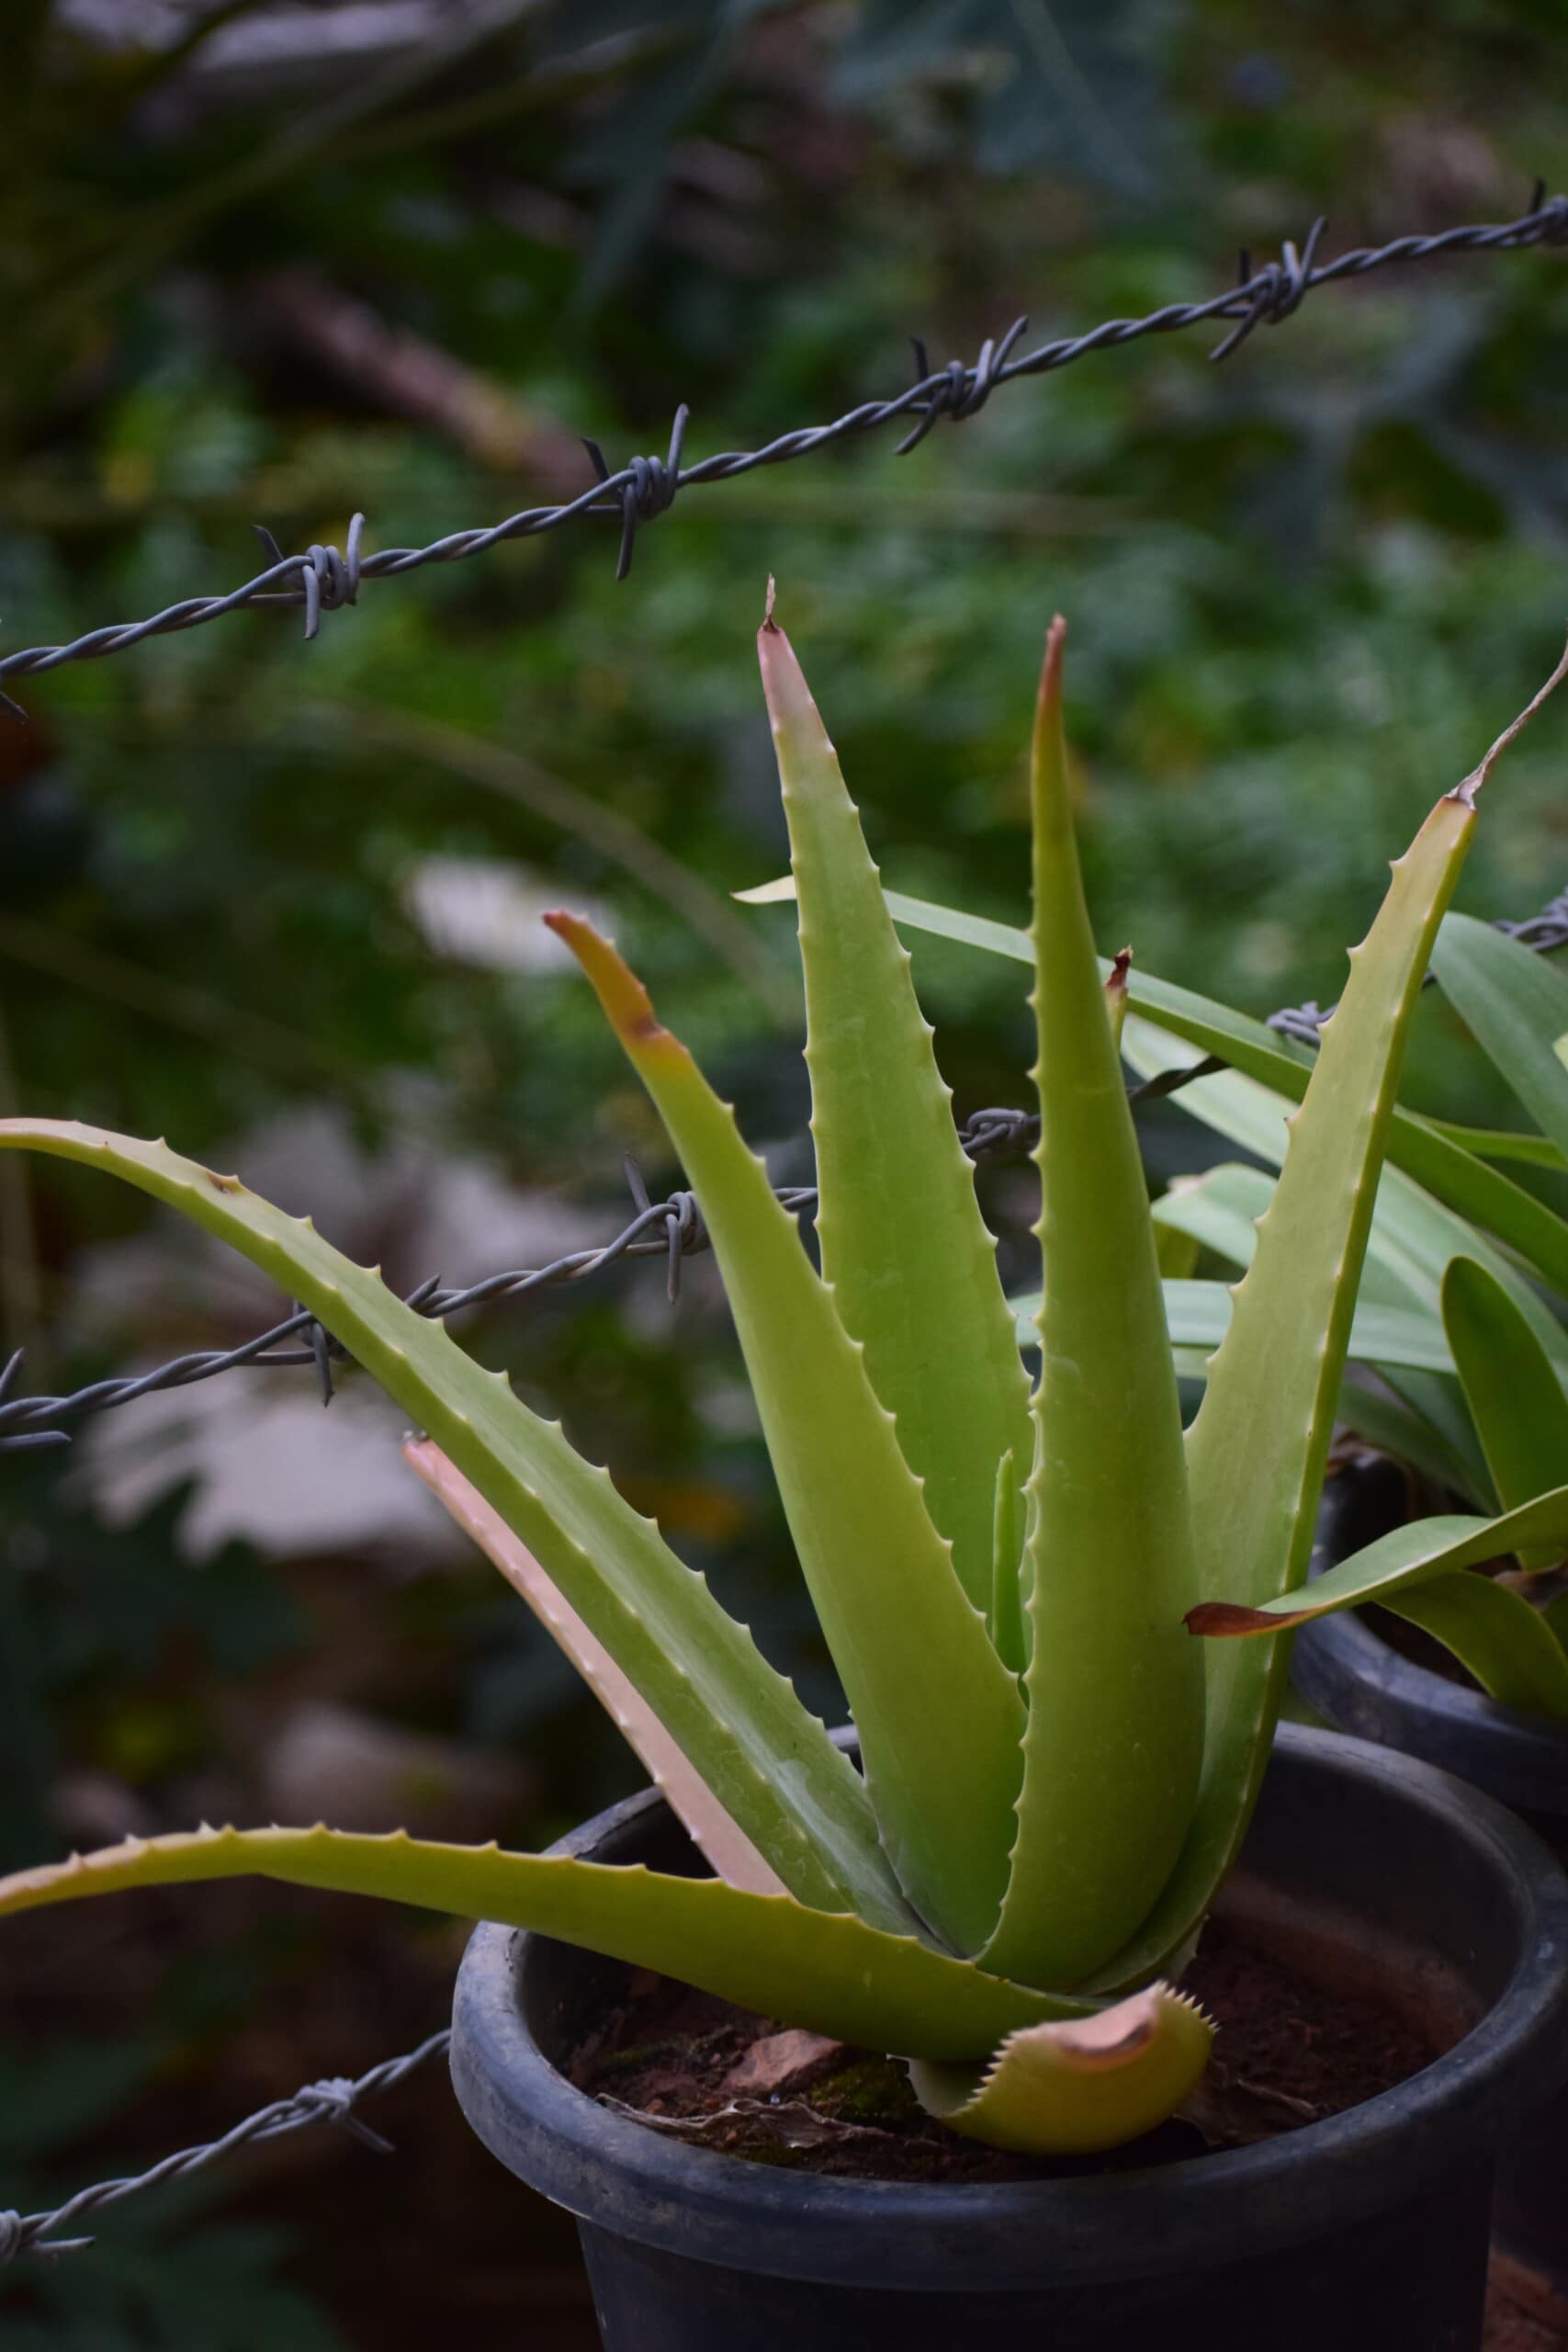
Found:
<box><xmin>1294</xmin><ymin>1458</ymin><xmax>1568</xmax><ymax>2313</ymax></box>
<box><xmin>449</xmin><ymin>1723</ymin><xmax>1568</xmax><ymax>2352</ymax></box>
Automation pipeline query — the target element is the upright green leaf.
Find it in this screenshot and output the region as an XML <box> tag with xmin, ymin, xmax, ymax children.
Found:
<box><xmin>1443</xmin><ymin>1257</ymin><xmax>1568</xmax><ymax>1566</ymax></box>
<box><xmin>980</xmin><ymin>620</ymin><xmax>1203</xmax><ymax>1992</ymax></box>
<box><xmin>0</xmin><ymin>1826</ymin><xmax>1093</xmax><ymax>2061</ymax></box>
<box><xmin>1434</xmin><ymin>911</ymin><xmax>1568</xmax><ymax>1163</ymax></box>
<box><xmin>542</xmin><ymin>917</ymin><xmax>1024</xmax><ymax>1956</ymax></box>
<box><xmin>760</xmin><ymin>616</ymin><xmax>1032</xmax><ymax>1609</ymax></box>
<box><xmin>0</xmin><ymin>1120</ymin><xmax>909</xmax><ymax>1935</ymax></box>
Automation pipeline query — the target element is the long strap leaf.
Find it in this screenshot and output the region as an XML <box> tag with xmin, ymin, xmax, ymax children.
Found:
<box><xmin>1442</xmin><ymin>1256</ymin><xmax>1568</xmax><ymax>1566</ymax></box>
<box><xmin>760</xmin><ymin>616</ymin><xmax>1032</xmax><ymax>1611</ymax></box>
<box><xmin>541</xmin><ymin>918</ymin><xmax>1025</xmax><ymax>1956</ymax></box>
<box><xmin>0</xmin><ymin>1119</ymin><xmax>908</xmax><ymax>1935</ymax></box>
<box><xmin>0</xmin><ymin>1826</ymin><xmax>1090</xmax><ymax>2061</ymax></box>
<box><xmin>980</xmin><ymin>621</ymin><xmax>1202</xmax><ymax>1993</ymax></box>
<box><xmin>1433</xmin><ymin>910</ymin><xmax>1568</xmax><ymax>1163</ymax></box>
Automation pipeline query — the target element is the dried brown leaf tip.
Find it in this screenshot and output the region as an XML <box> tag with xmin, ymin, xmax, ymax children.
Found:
<box><xmin>762</xmin><ymin>574</ymin><xmax>779</xmax><ymax>632</ymax></box>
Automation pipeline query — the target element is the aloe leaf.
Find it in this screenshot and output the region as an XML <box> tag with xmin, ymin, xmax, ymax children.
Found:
<box><xmin>0</xmin><ymin>1119</ymin><xmax>908</xmax><ymax>1935</ymax></box>
<box><xmin>908</xmin><ymin>1984</ymin><xmax>1213</xmax><ymax>2155</ymax></box>
<box><xmin>740</xmin><ymin>877</ymin><xmax>1568</xmax><ymax>1299</ymax></box>
<box><xmin>1433</xmin><ymin>910</ymin><xmax>1568</xmax><ymax>1162</ymax></box>
<box><xmin>1188</xmin><ymin>1491</ymin><xmax>1568</xmax><ymax>1634</ymax></box>
<box><xmin>541</xmin><ymin>917</ymin><xmax>1024</xmax><ymax>1955</ymax></box>
<box><xmin>1442</xmin><ymin>1258</ymin><xmax>1568</xmax><ymax>1566</ymax></box>
<box><xmin>1382</xmin><ymin>1574</ymin><xmax>1568</xmax><ymax>1718</ymax></box>
<box><xmin>979</xmin><ymin>621</ymin><xmax>1203</xmax><ymax>1993</ymax></box>
<box><xmin>0</xmin><ymin>1826</ymin><xmax>1095</xmax><ymax>2061</ymax></box>
<box><xmin>759</xmin><ymin>616</ymin><xmax>1032</xmax><ymax>1609</ymax></box>
<box><xmin>404</xmin><ymin>1438</ymin><xmax>786</xmax><ymax>1894</ymax></box>
<box><xmin>1010</xmin><ymin>1281</ymin><xmax>1453</xmax><ymax>1374</ymax></box>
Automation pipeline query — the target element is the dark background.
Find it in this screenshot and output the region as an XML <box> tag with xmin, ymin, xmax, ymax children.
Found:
<box><xmin>1</xmin><ymin>4</ymin><xmax>1566</xmax><ymax>2343</ymax></box>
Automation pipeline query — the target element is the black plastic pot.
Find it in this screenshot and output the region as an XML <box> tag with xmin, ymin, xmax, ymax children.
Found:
<box><xmin>449</xmin><ymin>1722</ymin><xmax>1568</xmax><ymax>2352</ymax></box>
<box><xmin>1295</xmin><ymin>1460</ymin><xmax>1568</xmax><ymax>2315</ymax></box>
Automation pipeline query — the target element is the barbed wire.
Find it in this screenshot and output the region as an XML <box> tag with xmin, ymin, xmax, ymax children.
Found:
<box><xmin>0</xmin><ymin>2029</ymin><xmax>451</xmax><ymax>2267</ymax></box>
<box><xmin>2</xmin><ymin>187</ymin><xmax>1565</xmax><ymax>719</ymax></box>
<box><xmin>3</xmin><ymin>886</ymin><xmax>1566</xmax><ymax>1454</ymax></box>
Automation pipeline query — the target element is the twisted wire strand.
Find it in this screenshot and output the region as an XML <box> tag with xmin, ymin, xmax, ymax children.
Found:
<box><xmin>3</xmin><ymin>888</ymin><xmax>1565</xmax><ymax>1453</ymax></box>
<box><xmin>1</xmin><ymin>191</ymin><xmax>1564</xmax><ymax>711</ymax></box>
<box><xmin>0</xmin><ymin>2030</ymin><xmax>452</xmax><ymax>2266</ymax></box>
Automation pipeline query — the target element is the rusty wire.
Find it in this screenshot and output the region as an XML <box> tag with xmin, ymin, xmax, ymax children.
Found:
<box><xmin>1</xmin><ymin>187</ymin><xmax>1565</xmax><ymax>718</ymax></box>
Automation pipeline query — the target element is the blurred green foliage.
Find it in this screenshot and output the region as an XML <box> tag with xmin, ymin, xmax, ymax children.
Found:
<box><xmin>2</xmin><ymin>1</ymin><xmax>1566</xmax><ymax>2336</ymax></box>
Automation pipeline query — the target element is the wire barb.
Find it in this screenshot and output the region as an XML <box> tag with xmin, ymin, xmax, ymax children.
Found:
<box><xmin>897</xmin><ymin>316</ymin><xmax>1029</xmax><ymax>453</ymax></box>
<box><xmin>581</xmin><ymin>405</ymin><xmax>688</xmax><ymax>581</ymax></box>
<box><xmin>1210</xmin><ymin>217</ymin><xmax>1328</xmax><ymax>362</ymax></box>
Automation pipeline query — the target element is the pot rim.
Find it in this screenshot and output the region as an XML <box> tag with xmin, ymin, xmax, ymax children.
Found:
<box><xmin>448</xmin><ymin>1724</ymin><xmax>1568</xmax><ymax>2290</ymax></box>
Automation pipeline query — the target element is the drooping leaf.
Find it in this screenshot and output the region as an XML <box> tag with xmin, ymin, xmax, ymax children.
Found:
<box><xmin>908</xmin><ymin>1984</ymin><xmax>1214</xmax><ymax>2155</ymax></box>
<box><xmin>1188</xmin><ymin>1490</ymin><xmax>1568</xmax><ymax>1634</ymax></box>
<box><xmin>1381</xmin><ymin>1572</ymin><xmax>1568</xmax><ymax>1719</ymax></box>
<box><xmin>736</xmin><ymin>878</ymin><xmax>1568</xmax><ymax>1299</ymax></box>
<box><xmin>404</xmin><ymin>1439</ymin><xmax>785</xmax><ymax>1894</ymax></box>
<box><xmin>1442</xmin><ymin>1257</ymin><xmax>1568</xmax><ymax>1568</ymax></box>
<box><xmin>760</xmin><ymin>615</ymin><xmax>1032</xmax><ymax>1611</ymax></box>
<box><xmin>541</xmin><ymin>917</ymin><xmax>1024</xmax><ymax>1956</ymax></box>
<box><xmin>980</xmin><ymin>620</ymin><xmax>1203</xmax><ymax>1993</ymax></box>
<box><xmin>0</xmin><ymin>1826</ymin><xmax>1094</xmax><ymax>2063</ymax></box>
<box><xmin>1433</xmin><ymin>911</ymin><xmax>1568</xmax><ymax>1164</ymax></box>
<box><xmin>0</xmin><ymin>1120</ymin><xmax>908</xmax><ymax>1935</ymax></box>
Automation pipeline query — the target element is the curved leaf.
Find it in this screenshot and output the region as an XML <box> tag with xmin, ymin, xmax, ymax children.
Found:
<box><xmin>0</xmin><ymin>1826</ymin><xmax>1093</xmax><ymax>2062</ymax></box>
<box><xmin>1188</xmin><ymin>1489</ymin><xmax>1568</xmax><ymax>1634</ymax></box>
<box><xmin>1384</xmin><ymin>1572</ymin><xmax>1568</xmax><ymax>1720</ymax></box>
<box><xmin>0</xmin><ymin>1119</ymin><xmax>908</xmax><ymax>1934</ymax></box>
<box><xmin>760</xmin><ymin>616</ymin><xmax>1032</xmax><ymax>1611</ymax></box>
<box><xmin>908</xmin><ymin>1984</ymin><xmax>1213</xmax><ymax>2155</ymax></box>
<box><xmin>1010</xmin><ymin>1281</ymin><xmax>1453</xmax><ymax>1374</ymax></box>
<box><xmin>542</xmin><ymin>918</ymin><xmax>1024</xmax><ymax>1955</ymax></box>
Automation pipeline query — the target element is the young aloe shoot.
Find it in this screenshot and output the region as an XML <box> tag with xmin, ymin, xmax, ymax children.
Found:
<box><xmin>2</xmin><ymin>612</ymin><xmax>1562</xmax><ymax>2154</ymax></box>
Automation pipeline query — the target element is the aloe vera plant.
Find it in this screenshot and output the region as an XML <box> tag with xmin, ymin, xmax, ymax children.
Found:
<box><xmin>3</xmin><ymin>613</ymin><xmax>1564</xmax><ymax>2155</ymax></box>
